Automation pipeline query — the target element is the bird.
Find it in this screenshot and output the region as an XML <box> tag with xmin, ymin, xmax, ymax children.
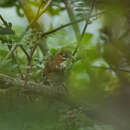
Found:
<box><xmin>42</xmin><ymin>49</ymin><xmax>72</xmax><ymax>95</ymax></box>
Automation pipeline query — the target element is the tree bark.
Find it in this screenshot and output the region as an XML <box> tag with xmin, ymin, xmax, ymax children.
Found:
<box><xmin>0</xmin><ymin>73</ymin><xmax>62</xmax><ymax>97</ymax></box>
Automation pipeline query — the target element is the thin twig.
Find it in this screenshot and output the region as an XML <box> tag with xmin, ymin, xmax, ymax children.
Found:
<box><xmin>63</xmin><ymin>0</ymin><xmax>80</xmax><ymax>41</ymax></box>
<box><xmin>92</xmin><ymin>65</ymin><xmax>130</xmax><ymax>73</ymax></box>
<box><xmin>13</xmin><ymin>52</ymin><xmax>24</xmax><ymax>79</ymax></box>
<box><xmin>28</xmin><ymin>0</ymin><xmax>44</xmax><ymax>27</ymax></box>
<box><xmin>20</xmin><ymin>45</ymin><xmax>30</xmax><ymax>61</ymax></box>
<box><xmin>41</xmin><ymin>11</ymin><xmax>104</xmax><ymax>37</ymax></box>
<box><xmin>23</xmin><ymin>40</ymin><xmax>40</xmax><ymax>86</ymax></box>
<box><xmin>73</xmin><ymin>0</ymin><xmax>97</xmax><ymax>56</ymax></box>
<box><xmin>38</xmin><ymin>0</ymin><xmax>52</xmax><ymax>18</ymax></box>
<box><xmin>0</xmin><ymin>14</ymin><xmax>8</xmax><ymax>26</ymax></box>
<box><xmin>26</xmin><ymin>0</ymin><xmax>52</xmax><ymax>31</ymax></box>
<box><xmin>3</xmin><ymin>43</ymin><xmax>24</xmax><ymax>79</ymax></box>
<box><xmin>41</xmin><ymin>19</ymin><xmax>83</xmax><ymax>37</ymax></box>
<box><xmin>4</xmin><ymin>12</ymin><xmax>104</xmax><ymax>61</ymax></box>
<box><xmin>4</xmin><ymin>44</ymin><xmax>17</xmax><ymax>60</ymax></box>
<box><xmin>81</xmin><ymin>0</ymin><xmax>96</xmax><ymax>39</ymax></box>
<box><xmin>16</xmin><ymin>0</ymin><xmax>51</xmax><ymax>58</ymax></box>
<box><xmin>19</xmin><ymin>0</ymin><xmax>52</xmax><ymax>42</ymax></box>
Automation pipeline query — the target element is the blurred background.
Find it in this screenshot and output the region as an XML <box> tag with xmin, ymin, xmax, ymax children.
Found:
<box><xmin>0</xmin><ymin>0</ymin><xmax>130</xmax><ymax>130</ymax></box>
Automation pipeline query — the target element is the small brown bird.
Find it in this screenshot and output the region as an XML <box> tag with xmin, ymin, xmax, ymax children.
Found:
<box><xmin>43</xmin><ymin>49</ymin><xmax>72</xmax><ymax>85</ymax></box>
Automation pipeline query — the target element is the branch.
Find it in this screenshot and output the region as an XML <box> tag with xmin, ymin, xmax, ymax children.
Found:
<box><xmin>19</xmin><ymin>0</ymin><xmax>52</xmax><ymax>44</ymax></box>
<box><xmin>0</xmin><ymin>73</ymin><xmax>67</xmax><ymax>97</ymax></box>
<box><xmin>0</xmin><ymin>14</ymin><xmax>15</xmax><ymax>35</ymax></box>
<box><xmin>81</xmin><ymin>0</ymin><xmax>96</xmax><ymax>39</ymax></box>
<box><xmin>38</xmin><ymin>0</ymin><xmax>52</xmax><ymax>18</ymax></box>
<box><xmin>0</xmin><ymin>14</ymin><xmax>10</xmax><ymax>27</ymax></box>
<box><xmin>19</xmin><ymin>45</ymin><xmax>30</xmax><ymax>61</ymax></box>
<box><xmin>23</xmin><ymin>39</ymin><xmax>41</xmax><ymax>86</ymax></box>
<box><xmin>19</xmin><ymin>0</ymin><xmax>49</xmax><ymax>56</ymax></box>
<box><xmin>73</xmin><ymin>0</ymin><xmax>96</xmax><ymax>56</ymax></box>
<box><xmin>41</xmin><ymin>19</ymin><xmax>83</xmax><ymax>37</ymax></box>
<box><xmin>27</xmin><ymin>0</ymin><xmax>52</xmax><ymax>30</ymax></box>
<box><xmin>3</xmin><ymin>12</ymin><xmax>104</xmax><ymax>61</ymax></box>
<box><xmin>41</xmin><ymin>11</ymin><xmax>104</xmax><ymax>37</ymax></box>
<box><xmin>63</xmin><ymin>0</ymin><xmax>81</xmax><ymax>41</ymax></box>
<box><xmin>92</xmin><ymin>66</ymin><xmax>130</xmax><ymax>73</ymax></box>
<box><xmin>4</xmin><ymin>44</ymin><xmax>30</xmax><ymax>62</ymax></box>
<box><xmin>4</xmin><ymin>44</ymin><xmax>17</xmax><ymax>60</ymax></box>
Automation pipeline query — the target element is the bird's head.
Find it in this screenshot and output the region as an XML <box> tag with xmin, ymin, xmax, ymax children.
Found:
<box><xmin>57</xmin><ymin>49</ymin><xmax>72</xmax><ymax>60</ymax></box>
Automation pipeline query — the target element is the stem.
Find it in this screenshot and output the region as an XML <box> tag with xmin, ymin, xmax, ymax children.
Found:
<box><xmin>81</xmin><ymin>0</ymin><xmax>96</xmax><ymax>39</ymax></box>
<box><xmin>19</xmin><ymin>0</ymin><xmax>49</xmax><ymax>56</ymax></box>
<box><xmin>63</xmin><ymin>0</ymin><xmax>81</xmax><ymax>41</ymax></box>
<box><xmin>41</xmin><ymin>11</ymin><xmax>104</xmax><ymax>37</ymax></box>
<box><xmin>73</xmin><ymin>0</ymin><xmax>96</xmax><ymax>56</ymax></box>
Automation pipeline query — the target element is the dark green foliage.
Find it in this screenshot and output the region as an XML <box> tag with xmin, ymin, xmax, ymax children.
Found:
<box><xmin>0</xmin><ymin>0</ymin><xmax>17</xmax><ymax>7</ymax></box>
<box><xmin>0</xmin><ymin>0</ymin><xmax>130</xmax><ymax>130</ymax></box>
<box><xmin>0</xmin><ymin>15</ymin><xmax>15</xmax><ymax>35</ymax></box>
<box><xmin>0</xmin><ymin>93</ymin><xmax>114</xmax><ymax>130</ymax></box>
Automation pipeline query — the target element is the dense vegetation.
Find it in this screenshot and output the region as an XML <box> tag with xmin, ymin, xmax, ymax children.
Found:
<box><xmin>0</xmin><ymin>0</ymin><xmax>130</xmax><ymax>130</ymax></box>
